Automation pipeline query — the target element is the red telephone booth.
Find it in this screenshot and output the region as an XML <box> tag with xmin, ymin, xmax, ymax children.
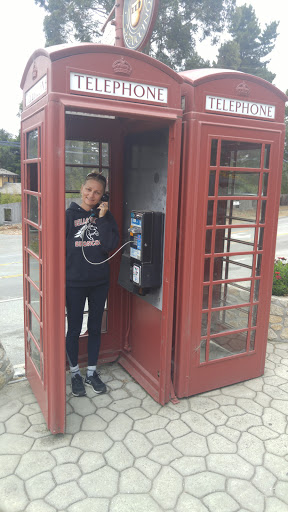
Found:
<box><xmin>20</xmin><ymin>44</ymin><xmax>183</xmax><ymax>433</ymax></box>
<box><xmin>21</xmin><ymin>47</ymin><xmax>286</xmax><ymax>434</ymax></box>
<box><xmin>173</xmin><ymin>69</ymin><xmax>287</xmax><ymax>398</ymax></box>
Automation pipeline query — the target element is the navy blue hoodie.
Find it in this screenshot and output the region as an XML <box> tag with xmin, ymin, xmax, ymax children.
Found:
<box><xmin>66</xmin><ymin>202</ymin><xmax>120</xmax><ymax>287</ymax></box>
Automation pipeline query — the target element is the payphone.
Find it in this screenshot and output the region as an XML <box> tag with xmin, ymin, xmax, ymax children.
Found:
<box><xmin>129</xmin><ymin>210</ymin><xmax>164</xmax><ymax>293</ymax></box>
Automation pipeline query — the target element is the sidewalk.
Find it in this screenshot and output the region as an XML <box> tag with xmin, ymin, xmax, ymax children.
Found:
<box><xmin>0</xmin><ymin>342</ymin><xmax>288</xmax><ymax>512</ymax></box>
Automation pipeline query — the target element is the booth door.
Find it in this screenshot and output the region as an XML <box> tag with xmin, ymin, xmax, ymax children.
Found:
<box><xmin>22</xmin><ymin>121</ymin><xmax>49</xmax><ymax>421</ymax></box>
<box><xmin>22</xmin><ymin>113</ymin><xmax>66</xmax><ymax>433</ymax></box>
<box><xmin>175</xmin><ymin>123</ymin><xmax>281</xmax><ymax>397</ymax></box>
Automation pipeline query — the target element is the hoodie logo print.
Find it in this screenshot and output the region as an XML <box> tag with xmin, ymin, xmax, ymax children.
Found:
<box><xmin>75</xmin><ymin>222</ymin><xmax>99</xmax><ymax>241</ymax></box>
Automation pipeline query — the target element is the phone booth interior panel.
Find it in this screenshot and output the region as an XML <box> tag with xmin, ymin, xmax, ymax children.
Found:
<box><xmin>117</xmin><ymin>124</ymin><xmax>179</xmax><ymax>401</ymax></box>
<box><xmin>21</xmin><ymin>44</ymin><xmax>183</xmax><ymax>432</ymax></box>
<box><xmin>174</xmin><ymin>69</ymin><xmax>287</xmax><ymax>399</ymax></box>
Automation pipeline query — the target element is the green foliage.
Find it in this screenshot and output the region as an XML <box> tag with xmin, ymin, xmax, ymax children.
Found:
<box><xmin>146</xmin><ymin>0</ymin><xmax>235</xmax><ymax>70</ymax></box>
<box><xmin>272</xmin><ymin>258</ymin><xmax>288</xmax><ymax>296</ymax></box>
<box><xmin>35</xmin><ymin>0</ymin><xmax>235</xmax><ymax>70</ymax></box>
<box><xmin>0</xmin><ymin>193</ymin><xmax>21</xmax><ymax>204</ymax></box>
<box><xmin>35</xmin><ymin>0</ymin><xmax>114</xmax><ymax>46</ymax></box>
<box><xmin>0</xmin><ymin>129</ymin><xmax>21</xmax><ymax>177</ymax></box>
<box><xmin>215</xmin><ymin>4</ymin><xmax>278</xmax><ymax>83</ymax></box>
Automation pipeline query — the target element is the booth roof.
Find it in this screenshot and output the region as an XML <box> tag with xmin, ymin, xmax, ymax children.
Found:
<box><xmin>20</xmin><ymin>43</ymin><xmax>183</xmax><ymax>90</ymax></box>
<box><xmin>179</xmin><ymin>68</ymin><xmax>288</xmax><ymax>101</ymax></box>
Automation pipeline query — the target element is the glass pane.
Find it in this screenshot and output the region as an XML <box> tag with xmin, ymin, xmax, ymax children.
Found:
<box><xmin>27</xmin><ymin>130</ymin><xmax>38</xmax><ymax>159</ymax></box>
<box><xmin>102</xmin><ymin>143</ymin><xmax>109</xmax><ymax>166</ymax></box>
<box><xmin>27</xmin><ymin>195</ymin><xmax>38</xmax><ymax>224</ymax></box>
<box><xmin>201</xmin><ymin>313</ymin><xmax>208</xmax><ymax>336</ymax></box>
<box><xmin>38</xmin><ymin>127</ymin><xmax>41</xmax><ymax>157</ymax></box>
<box><xmin>254</xmin><ymin>280</ymin><xmax>260</xmax><ymax>301</ymax></box>
<box><xmin>215</xmin><ymin>227</ymin><xmax>255</xmax><ymax>254</ymax></box>
<box><xmin>28</xmin><ymin>225</ymin><xmax>39</xmax><ymax>256</ymax></box>
<box><xmin>262</xmin><ymin>173</ymin><xmax>268</xmax><ymax>196</ymax></box>
<box><xmin>250</xmin><ymin>330</ymin><xmax>256</xmax><ymax>351</ymax></box>
<box><xmin>29</xmin><ymin>309</ymin><xmax>41</xmax><ymax>347</ymax></box>
<box><xmin>209</xmin><ymin>332</ymin><xmax>247</xmax><ymax>360</ymax></box>
<box><xmin>219</xmin><ymin>171</ymin><xmax>259</xmax><ymax>196</ymax></box>
<box><xmin>211</xmin><ymin>307</ymin><xmax>249</xmax><ymax>334</ymax></box>
<box><xmin>29</xmin><ymin>282</ymin><xmax>40</xmax><ymax>318</ymax></box>
<box><xmin>264</xmin><ymin>145</ymin><xmax>270</xmax><ymax>169</ymax></box>
<box><xmin>207</xmin><ymin>201</ymin><xmax>214</xmax><ymax>225</ymax></box>
<box><xmin>205</xmin><ymin>230</ymin><xmax>212</xmax><ymax>253</ymax></box>
<box><xmin>28</xmin><ymin>253</ymin><xmax>40</xmax><ymax>287</ymax></box>
<box><xmin>27</xmin><ymin>163</ymin><xmax>38</xmax><ymax>192</ymax></box>
<box><xmin>65</xmin><ymin>166</ymin><xmax>99</xmax><ymax>192</ymax></box>
<box><xmin>212</xmin><ymin>281</ymin><xmax>251</xmax><ymax>308</ymax></box>
<box><xmin>200</xmin><ymin>340</ymin><xmax>207</xmax><ymax>363</ymax></box>
<box><xmin>65</xmin><ymin>140</ymin><xmax>99</xmax><ymax>166</ymax></box>
<box><xmin>65</xmin><ymin>193</ymin><xmax>81</xmax><ymax>208</ymax></box>
<box><xmin>209</xmin><ymin>171</ymin><xmax>216</xmax><ymax>196</ymax></box>
<box><xmin>202</xmin><ymin>285</ymin><xmax>209</xmax><ymax>309</ymax></box>
<box><xmin>214</xmin><ymin>255</ymin><xmax>254</xmax><ymax>281</ymax></box>
<box><xmin>258</xmin><ymin>228</ymin><xmax>264</xmax><ymax>250</ymax></box>
<box><xmin>220</xmin><ymin>141</ymin><xmax>261</xmax><ymax>168</ymax></box>
<box><xmin>256</xmin><ymin>254</ymin><xmax>262</xmax><ymax>276</ymax></box>
<box><xmin>28</xmin><ymin>335</ymin><xmax>41</xmax><ymax>375</ymax></box>
<box><xmin>252</xmin><ymin>305</ymin><xmax>258</xmax><ymax>327</ymax></box>
<box><xmin>39</xmin><ymin>162</ymin><xmax>41</xmax><ymax>193</ymax></box>
<box><xmin>204</xmin><ymin>258</ymin><xmax>210</xmax><ymax>282</ymax></box>
<box><xmin>65</xmin><ymin>166</ymin><xmax>110</xmax><ymax>192</ymax></box>
<box><xmin>216</xmin><ymin>199</ymin><xmax>257</xmax><ymax>225</ymax></box>
<box><xmin>210</xmin><ymin>140</ymin><xmax>218</xmax><ymax>166</ymax></box>
<box><xmin>260</xmin><ymin>201</ymin><xmax>266</xmax><ymax>223</ymax></box>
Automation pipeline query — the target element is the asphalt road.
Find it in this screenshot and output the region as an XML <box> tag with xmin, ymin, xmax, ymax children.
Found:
<box><xmin>1</xmin><ymin>218</ymin><xmax>288</xmax><ymax>366</ymax></box>
<box><xmin>0</xmin><ymin>235</ymin><xmax>24</xmax><ymax>366</ymax></box>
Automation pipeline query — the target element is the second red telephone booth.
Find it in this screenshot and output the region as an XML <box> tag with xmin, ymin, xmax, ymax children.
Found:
<box><xmin>174</xmin><ymin>69</ymin><xmax>287</xmax><ymax>398</ymax></box>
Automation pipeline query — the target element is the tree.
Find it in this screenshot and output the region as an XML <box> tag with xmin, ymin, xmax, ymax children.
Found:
<box><xmin>215</xmin><ymin>4</ymin><xmax>278</xmax><ymax>82</ymax></box>
<box><xmin>35</xmin><ymin>0</ymin><xmax>235</xmax><ymax>70</ymax></box>
<box><xmin>0</xmin><ymin>130</ymin><xmax>21</xmax><ymax>177</ymax></box>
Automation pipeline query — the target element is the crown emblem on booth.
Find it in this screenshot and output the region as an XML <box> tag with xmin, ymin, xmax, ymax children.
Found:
<box><xmin>236</xmin><ymin>81</ymin><xmax>250</xmax><ymax>97</ymax></box>
<box><xmin>112</xmin><ymin>57</ymin><xmax>132</xmax><ymax>76</ymax></box>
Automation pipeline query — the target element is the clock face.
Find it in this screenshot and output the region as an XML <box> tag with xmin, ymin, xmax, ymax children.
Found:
<box><xmin>123</xmin><ymin>0</ymin><xmax>158</xmax><ymax>51</ymax></box>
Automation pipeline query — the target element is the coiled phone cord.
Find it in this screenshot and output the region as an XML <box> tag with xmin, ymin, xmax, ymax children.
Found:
<box><xmin>81</xmin><ymin>223</ymin><xmax>131</xmax><ymax>265</ymax></box>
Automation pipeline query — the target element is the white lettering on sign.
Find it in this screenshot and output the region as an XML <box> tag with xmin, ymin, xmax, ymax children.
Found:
<box><xmin>70</xmin><ymin>72</ymin><xmax>168</xmax><ymax>104</ymax></box>
<box><xmin>205</xmin><ymin>95</ymin><xmax>275</xmax><ymax>119</ymax></box>
<box><xmin>25</xmin><ymin>75</ymin><xmax>47</xmax><ymax>106</ymax></box>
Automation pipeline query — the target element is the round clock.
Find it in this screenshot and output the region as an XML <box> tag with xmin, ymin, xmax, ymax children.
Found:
<box><xmin>123</xmin><ymin>0</ymin><xmax>159</xmax><ymax>51</ymax></box>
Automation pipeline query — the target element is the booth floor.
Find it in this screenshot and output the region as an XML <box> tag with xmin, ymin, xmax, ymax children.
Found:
<box><xmin>0</xmin><ymin>342</ymin><xmax>288</xmax><ymax>512</ymax></box>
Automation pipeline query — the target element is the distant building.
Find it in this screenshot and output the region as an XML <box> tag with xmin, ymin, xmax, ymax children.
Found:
<box><xmin>0</xmin><ymin>168</ymin><xmax>18</xmax><ymax>188</ymax></box>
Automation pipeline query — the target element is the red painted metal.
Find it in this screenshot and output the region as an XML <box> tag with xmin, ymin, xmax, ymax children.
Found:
<box><xmin>174</xmin><ymin>70</ymin><xmax>287</xmax><ymax>398</ymax></box>
<box><xmin>21</xmin><ymin>47</ymin><xmax>287</xmax><ymax>434</ymax></box>
<box><xmin>21</xmin><ymin>43</ymin><xmax>183</xmax><ymax>432</ymax></box>
<box><xmin>118</xmin><ymin>119</ymin><xmax>183</xmax><ymax>405</ymax></box>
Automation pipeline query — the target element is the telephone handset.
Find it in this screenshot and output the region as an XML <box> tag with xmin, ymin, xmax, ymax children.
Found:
<box><xmin>92</xmin><ymin>192</ymin><xmax>110</xmax><ymax>217</ymax></box>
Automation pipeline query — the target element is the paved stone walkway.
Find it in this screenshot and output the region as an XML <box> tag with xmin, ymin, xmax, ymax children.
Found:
<box><xmin>0</xmin><ymin>342</ymin><xmax>288</xmax><ymax>512</ymax></box>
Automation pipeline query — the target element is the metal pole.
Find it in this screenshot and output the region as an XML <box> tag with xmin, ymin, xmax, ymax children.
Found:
<box><xmin>115</xmin><ymin>0</ymin><xmax>125</xmax><ymax>47</ymax></box>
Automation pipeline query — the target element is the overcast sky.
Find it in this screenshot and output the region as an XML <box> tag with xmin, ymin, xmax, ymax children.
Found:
<box><xmin>0</xmin><ymin>0</ymin><xmax>286</xmax><ymax>137</ymax></box>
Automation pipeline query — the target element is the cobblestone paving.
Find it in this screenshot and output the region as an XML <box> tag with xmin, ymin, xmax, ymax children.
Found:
<box><xmin>0</xmin><ymin>342</ymin><xmax>288</xmax><ymax>512</ymax></box>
